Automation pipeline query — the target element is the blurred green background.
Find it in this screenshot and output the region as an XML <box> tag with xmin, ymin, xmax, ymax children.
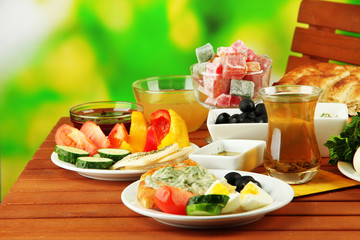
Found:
<box><xmin>1</xmin><ymin>0</ymin><xmax>356</xmax><ymax>200</ymax></box>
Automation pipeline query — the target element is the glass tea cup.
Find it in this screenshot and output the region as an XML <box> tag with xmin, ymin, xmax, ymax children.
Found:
<box><xmin>259</xmin><ymin>85</ymin><xmax>323</xmax><ymax>184</ymax></box>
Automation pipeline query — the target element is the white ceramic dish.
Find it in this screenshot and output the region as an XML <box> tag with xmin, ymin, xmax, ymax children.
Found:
<box><xmin>189</xmin><ymin>139</ymin><xmax>266</xmax><ymax>171</ymax></box>
<box><xmin>121</xmin><ymin>169</ymin><xmax>294</xmax><ymax>229</ymax></box>
<box><xmin>51</xmin><ymin>143</ymin><xmax>199</xmax><ymax>181</ymax></box>
<box><xmin>338</xmin><ymin>161</ymin><xmax>360</xmax><ymax>182</ymax></box>
<box><xmin>207</xmin><ymin>103</ymin><xmax>348</xmax><ymax>157</ymax></box>
<box><xmin>51</xmin><ymin>152</ymin><xmax>146</xmax><ymax>181</ymax></box>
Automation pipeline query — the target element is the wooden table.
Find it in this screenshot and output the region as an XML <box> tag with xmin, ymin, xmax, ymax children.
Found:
<box><xmin>1</xmin><ymin>117</ymin><xmax>360</xmax><ymax>239</ymax></box>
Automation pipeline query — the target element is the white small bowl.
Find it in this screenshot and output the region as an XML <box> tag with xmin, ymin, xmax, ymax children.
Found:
<box><xmin>207</xmin><ymin>103</ymin><xmax>348</xmax><ymax>157</ymax></box>
<box><xmin>189</xmin><ymin>139</ymin><xmax>266</xmax><ymax>171</ymax></box>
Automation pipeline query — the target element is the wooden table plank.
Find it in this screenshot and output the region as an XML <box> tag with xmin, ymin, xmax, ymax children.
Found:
<box><xmin>1</xmin><ymin>216</ymin><xmax>360</xmax><ymax>232</ymax></box>
<box><xmin>1</xmin><ymin>231</ymin><xmax>359</xmax><ymax>240</ymax></box>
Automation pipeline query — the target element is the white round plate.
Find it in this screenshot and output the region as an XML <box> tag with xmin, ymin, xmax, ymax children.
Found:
<box><xmin>121</xmin><ymin>170</ymin><xmax>294</xmax><ymax>229</ymax></box>
<box><xmin>338</xmin><ymin>161</ymin><xmax>360</xmax><ymax>182</ymax></box>
<box><xmin>51</xmin><ymin>152</ymin><xmax>145</xmax><ymax>181</ymax></box>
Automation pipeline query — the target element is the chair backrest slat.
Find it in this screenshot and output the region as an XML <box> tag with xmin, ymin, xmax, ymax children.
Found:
<box><xmin>286</xmin><ymin>0</ymin><xmax>360</xmax><ymax>73</ymax></box>
<box><xmin>298</xmin><ymin>0</ymin><xmax>360</xmax><ymax>33</ymax></box>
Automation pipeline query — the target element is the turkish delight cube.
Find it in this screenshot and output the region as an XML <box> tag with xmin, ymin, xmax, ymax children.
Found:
<box><xmin>222</xmin><ymin>52</ymin><xmax>247</xmax><ymax>80</ymax></box>
<box><xmin>196</xmin><ymin>43</ymin><xmax>215</xmax><ymax>63</ymax></box>
<box><xmin>229</xmin><ymin>79</ymin><xmax>255</xmax><ymax>98</ymax></box>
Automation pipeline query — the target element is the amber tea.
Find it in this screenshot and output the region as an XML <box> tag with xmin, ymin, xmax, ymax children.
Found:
<box><xmin>259</xmin><ymin>86</ymin><xmax>322</xmax><ymax>184</ymax></box>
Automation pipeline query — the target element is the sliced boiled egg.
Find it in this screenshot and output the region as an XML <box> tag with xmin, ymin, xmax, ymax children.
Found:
<box><xmin>205</xmin><ymin>180</ymin><xmax>229</xmax><ymax>195</ymax></box>
<box><xmin>353</xmin><ymin>147</ymin><xmax>360</xmax><ymax>173</ymax></box>
<box><xmin>240</xmin><ymin>181</ymin><xmax>273</xmax><ymax>211</ymax></box>
<box><xmin>221</xmin><ymin>192</ymin><xmax>241</xmax><ymax>214</ymax></box>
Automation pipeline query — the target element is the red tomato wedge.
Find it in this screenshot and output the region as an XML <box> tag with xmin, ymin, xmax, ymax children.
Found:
<box><xmin>55</xmin><ymin>124</ymin><xmax>98</xmax><ymax>155</ymax></box>
<box><xmin>108</xmin><ymin>123</ymin><xmax>129</xmax><ymax>148</ymax></box>
<box><xmin>143</xmin><ymin>125</ymin><xmax>159</xmax><ymax>152</ymax></box>
<box><xmin>154</xmin><ymin>186</ymin><xmax>194</xmax><ymax>215</ymax></box>
<box><xmin>80</xmin><ymin>121</ymin><xmax>111</xmax><ymax>149</ymax></box>
<box><xmin>150</xmin><ymin>109</ymin><xmax>170</xmax><ymax>143</ymax></box>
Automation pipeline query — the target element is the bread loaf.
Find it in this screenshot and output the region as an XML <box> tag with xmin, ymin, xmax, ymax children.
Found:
<box><xmin>275</xmin><ymin>63</ymin><xmax>360</xmax><ymax>115</ymax></box>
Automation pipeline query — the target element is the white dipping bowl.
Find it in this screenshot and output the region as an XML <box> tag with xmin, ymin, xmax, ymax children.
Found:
<box><xmin>189</xmin><ymin>139</ymin><xmax>266</xmax><ymax>171</ymax></box>
<box><xmin>207</xmin><ymin>103</ymin><xmax>348</xmax><ymax>157</ymax></box>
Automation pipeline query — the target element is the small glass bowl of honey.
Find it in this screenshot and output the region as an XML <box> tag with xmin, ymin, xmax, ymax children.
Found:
<box><xmin>69</xmin><ymin>101</ymin><xmax>143</xmax><ymax>135</ymax></box>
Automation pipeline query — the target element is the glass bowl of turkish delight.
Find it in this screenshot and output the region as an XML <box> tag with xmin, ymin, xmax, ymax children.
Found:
<box><xmin>190</xmin><ymin>40</ymin><xmax>272</xmax><ymax>109</ymax></box>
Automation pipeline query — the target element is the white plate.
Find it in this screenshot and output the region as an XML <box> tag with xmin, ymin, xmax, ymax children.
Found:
<box><xmin>51</xmin><ymin>143</ymin><xmax>199</xmax><ymax>181</ymax></box>
<box><xmin>121</xmin><ymin>169</ymin><xmax>294</xmax><ymax>229</ymax></box>
<box><xmin>338</xmin><ymin>161</ymin><xmax>360</xmax><ymax>182</ymax></box>
<box><xmin>51</xmin><ymin>152</ymin><xmax>146</xmax><ymax>181</ymax></box>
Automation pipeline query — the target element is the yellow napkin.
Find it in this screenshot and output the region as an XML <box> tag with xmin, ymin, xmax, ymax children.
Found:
<box><xmin>292</xmin><ymin>169</ymin><xmax>360</xmax><ymax>197</ymax></box>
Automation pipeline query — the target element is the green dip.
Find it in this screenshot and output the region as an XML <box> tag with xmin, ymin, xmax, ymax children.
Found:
<box><xmin>144</xmin><ymin>164</ymin><xmax>215</xmax><ymax>194</ymax></box>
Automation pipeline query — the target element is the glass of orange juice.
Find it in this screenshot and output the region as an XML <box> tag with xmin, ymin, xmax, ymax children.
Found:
<box><xmin>259</xmin><ymin>85</ymin><xmax>323</xmax><ymax>184</ymax></box>
<box><xmin>132</xmin><ymin>75</ymin><xmax>209</xmax><ymax>132</ymax></box>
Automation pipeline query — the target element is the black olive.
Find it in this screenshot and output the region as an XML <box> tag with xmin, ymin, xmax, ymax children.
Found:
<box><xmin>254</xmin><ymin>103</ymin><xmax>267</xmax><ymax>117</ymax></box>
<box><xmin>229</xmin><ymin>114</ymin><xmax>242</xmax><ymax>123</ymax></box>
<box><xmin>224</xmin><ymin>172</ymin><xmax>242</xmax><ymax>186</ymax></box>
<box><xmin>215</xmin><ymin>112</ymin><xmax>230</xmax><ymax>124</ymax></box>
<box><xmin>234</xmin><ymin>176</ymin><xmax>262</xmax><ymax>192</ymax></box>
<box><xmin>256</xmin><ymin>114</ymin><xmax>268</xmax><ymax>123</ymax></box>
<box><xmin>239</xmin><ymin>98</ymin><xmax>255</xmax><ymax>113</ymax></box>
<box><xmin>239</xmin><ymin>111</ymin><xmax>256</xmax><ymax>120</ymax></box>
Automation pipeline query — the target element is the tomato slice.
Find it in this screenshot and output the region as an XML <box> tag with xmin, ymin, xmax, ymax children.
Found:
<box><xmin>154</xmin><ymin>186</ymin><xmax>194</xmax><ymax>215</ymax></box>
<box><xmin>150</xmin><ymin>109</ymin><xmax>170</xmax><ymax>142</ymax></box>
<box><xmin>80</xmin><ymin>121</ymin><xmax>111</xmax><ymax>149</ymax></box>
<box><xmin>55</xmin><ymin>124</ymin><xmax>98</xmax><ymax>156</ymax></box>
<box><xmin>143</xmin><ymin>125</ymin><xmax>159</xmax><ymax>152</ymax></box>
<box><xmin>108</xmin><ymin>123</ymin><xmax>129</xmax><ymax>148</ymax></box>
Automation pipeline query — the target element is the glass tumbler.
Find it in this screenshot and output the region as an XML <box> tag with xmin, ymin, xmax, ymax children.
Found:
<box><xmin>259</xmin><ymin>85</ymin><xmax>323</xmax><ymax>184</ymax></box>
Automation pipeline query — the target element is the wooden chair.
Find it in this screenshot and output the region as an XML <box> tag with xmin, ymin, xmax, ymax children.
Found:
<box><xmin>286</xmin><ymin>0</ymin><xmax>360</xmax><ymax>73</ymax></box>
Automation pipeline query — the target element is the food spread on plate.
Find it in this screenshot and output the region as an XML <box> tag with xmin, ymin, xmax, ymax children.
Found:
<box><xmin>191</xmin><ymin>40</ymin><xmax>272</xmax><ymax>108</ymax></box>
<box><xmin>54</xmin><ymin>109</ymin><xmax>194</xmax><ymax>170</ymax></box>
<box><xmin>137</xmin><ymin>159</ymin><xmax>273</xmax><ymax>216</ymax></box>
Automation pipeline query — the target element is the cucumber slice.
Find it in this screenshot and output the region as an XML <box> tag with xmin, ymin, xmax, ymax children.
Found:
<box><xmin>75</xmin><ymin>157</ymin><xmax>114</xmax><ymax>169</ymax></box>
<box><xmin>98</xmin><ymin>148</ymin><xmax>131</xmax><ymax>161</ymax></box>
<box><xmin>187</xmin><ymin>194</ymin><xmax>230</xmax><ymax>207</ymax></box>
<box><xmin>186</xmin><ymin>203</ymin><xmax>224</xmax><ymax>216</ymax></box>
<box><xmin>55</xmin><ymin>145</ymin><xmax>90</xmax><ymax>164</ymax></box>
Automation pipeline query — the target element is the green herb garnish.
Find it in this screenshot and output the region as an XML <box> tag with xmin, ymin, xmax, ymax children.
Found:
<box><xmin>325</xmin><ymin>112</ymin><xmax>360</xmax><ymax>165</ymax></box>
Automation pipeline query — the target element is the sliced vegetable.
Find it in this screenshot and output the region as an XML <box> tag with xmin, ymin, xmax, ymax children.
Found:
<box><xmin>80</xmin><ymin>121</ymin><xmax>111</xmax><ymax>149</ymax></box>
<box><xmin>128</xmin><ymin>111</ymin><xmax>148</xmax><ymax>152</ymax></box>
<box><xmin>55</xmin><ymin>145</ymin><xmax>90</xmax><ymax>164</ymax></box>
<box><xmin>150</xmin><ymin>109</ymin><xmax>171</xmax><ymax>142</ymax></box>
<box><xmin>143</xmin><ymin>125</ymin><xmax>159</xmax><ymax>152</ymax></box>
<box><xmin>154</xmin><ymin>186</ymin><xmax>194</xmax><ymax>215</ymax></box>
<box><xmin>186</xmin><ymin>203</ymin><xmax>224</xmax><ymax>216</ymax></box>
<box><xmin>55</xmin><ymin>124</ymin><xmax>98</xmax><ymax>156</ymax></box>
<box><xmin>158</xmin><ymin>109</ymin><xmax>190</xmax><ymax>149</ymax></box>
<box><xmin>97</xmin><ymin>148</ymin><xmax>131</xmax><ymax>161</ymax></box>
<box><xmin>75</xmin><ymin>157</ymin><xmax>114</xmax><ymax>169</ymax></box>
<box><xmin>108</xmin><ymin>123</ymin><xmax>129</xmax><ymax>148</ymax></box>
<box><xmin>187</xmin><ymin>194</ymin><xmax>230</xmax><ymax>207</ymax></box>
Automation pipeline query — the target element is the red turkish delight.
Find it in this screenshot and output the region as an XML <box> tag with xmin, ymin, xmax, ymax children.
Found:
<box><xmin>221</xmin><ymin>52</ymin><xmax>247</xmax><ymax>80</ymax></box>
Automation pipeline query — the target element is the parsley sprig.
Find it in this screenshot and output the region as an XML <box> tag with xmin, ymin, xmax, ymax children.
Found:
<box><xmin>325</xmin><ymin>112</ymin><xmax>360</xmax><ymax>165</ymax></box>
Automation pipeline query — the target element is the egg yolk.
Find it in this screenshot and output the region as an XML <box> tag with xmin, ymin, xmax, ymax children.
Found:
<box><xmin>241</xmin><ymin>182</ymin><xmax>259</xmax><ymax>201</ymax></box>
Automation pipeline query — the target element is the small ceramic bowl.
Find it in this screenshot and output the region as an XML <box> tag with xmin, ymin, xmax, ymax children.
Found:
<box><xmin>189</xmin><ymin>139</ymin><xmax>266</xmax><ymax>171</ymax></box>
<box><xmin>69</xmin><ymin>101</ymin><xmax>143</xmax><ymax>135</ymax></box>
<box><xmin>207</xmin><ymin>103</ymin><xmax>348</xmax><ymax>157</ymax></box>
